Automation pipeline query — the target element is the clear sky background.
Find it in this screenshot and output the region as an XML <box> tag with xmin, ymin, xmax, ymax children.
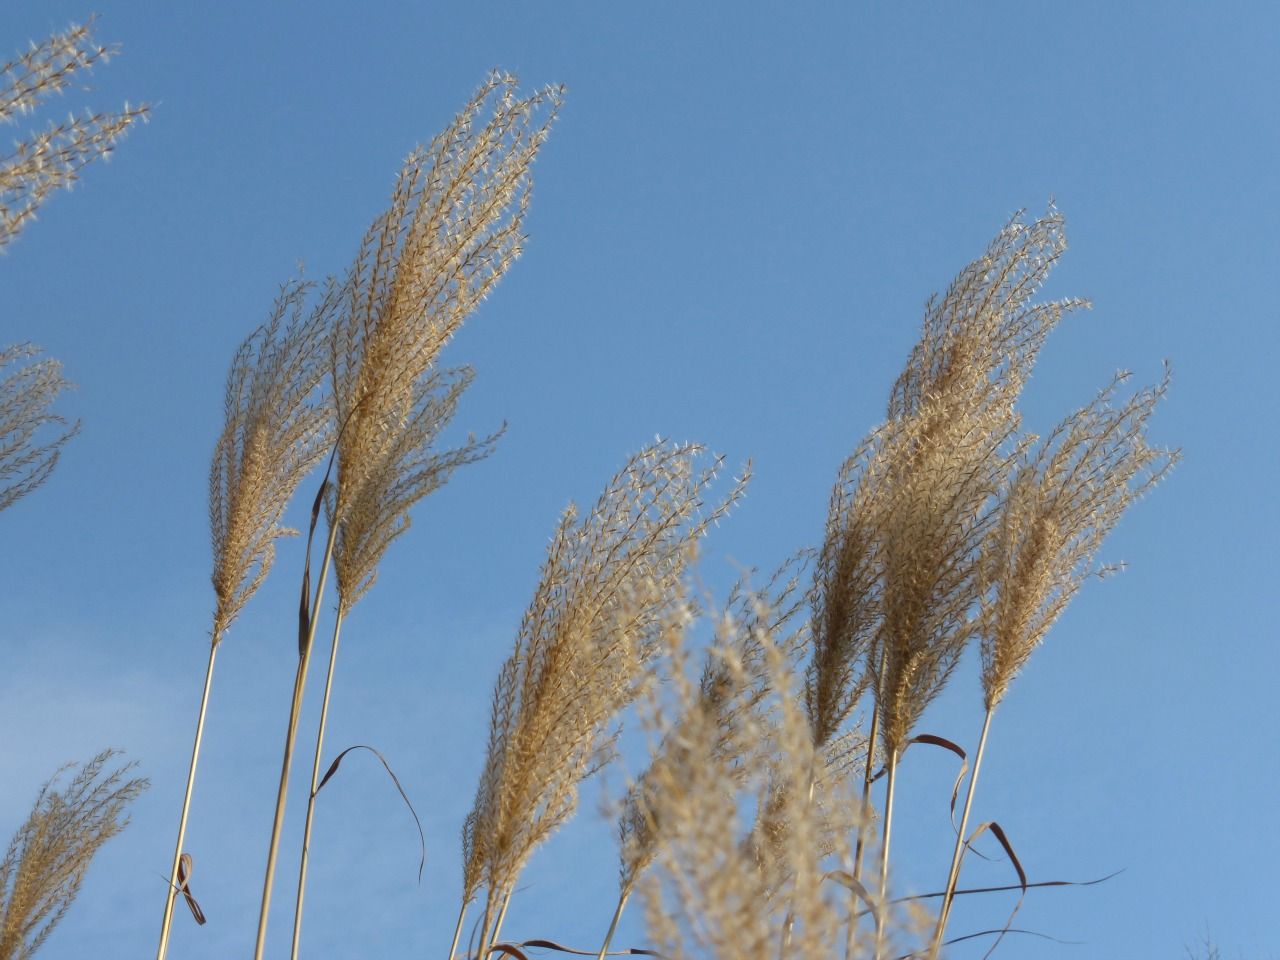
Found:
<box><xmin>1</xmin><ymin>3</ymin><xmax>1276</xmax><ymax>958</ymax></box>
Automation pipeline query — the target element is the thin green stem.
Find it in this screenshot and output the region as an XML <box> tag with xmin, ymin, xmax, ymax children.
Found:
<box><xmin>155</xmin><ymin>638</ymin><xmax>220</xmax><ymax>960</ymax></box>
<box><xmin>930</xmin><ymin>706</ymin><xmax>994</xmax><ymax>957</ymax></box>
<box><xmin>596</xmin><ymin>887</ymin><xmax>630</xmax><ymax>960</ymax></box>
<box><xmin>289</xmin><ymin>607</ymin><xmax>347</xmax><ymax>960</ymax></box>
<box><xmin>252</xmin><ymin>519</ymin><xmax>339</xmax><ymax>960</ymax></box>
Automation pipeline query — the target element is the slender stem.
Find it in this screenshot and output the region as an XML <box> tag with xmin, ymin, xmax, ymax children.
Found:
<box><xmin>476</xmin><ymin>895</ymin><xmax>494</xmax><ymax>960</ymax></box>
<box><xmin>489</xmin><ymin>887</ymin><xmax>513</xmax><ymax>948</ymax></box>
<box><xmin>873</xmin><ymin>747</ymin><xmax>899</xmax><ymax>960</ymax></box>
<box><xmin>596</xmin><ymin>887</ymin><xmax>630</xmax><ymax>960</ymax></box>
<box><xmin>851</xmin><ymin>705</ymin><xmax>882</xmax><ymax>882</ymax></box>
<box><xmin>446</xmin><ymin>901</ymin><xmax>469</xmax><ymax>960</ymax></box>
<box><xmin>252</xmin><ymin>519</ymin><xmax>339</xmax><ymax>960</ymax></box>
<box><xmin>848</xmin><ymin>650</ymin><xmax>886</xmax><ymax>960</ymax></box>
<box><xmin>929</xmin><ymin>706</ymin><xmax>994</xmax><ymax>958</ymax></box>
<box><xmin>289</xmin><ymin>607</ymin><xmax>348</xmax><ymax>960</ymax></box>
<box><xmin>155</xmin><ymin>638</ymin><xmax>220</xmax><ymax>960</ymax></box>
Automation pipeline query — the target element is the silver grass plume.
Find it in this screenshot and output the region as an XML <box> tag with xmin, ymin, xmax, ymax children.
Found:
<box><xmin>0</xmin><ymin>344</ymin><xmax>78</xmax><ymax>514</ymax></box>
<box><xmin>0</xmin><ymin>751</ymin><xmax>147</xmax><ymax>960</ymax></box>
<box><xmin>0</xmin><ymin>19</ymin><xmax>147</xmax><ymax>250</ymax></box>
<box><xmin>328</xmin><ymin>73</ymin><xmax>562</xmax><ymax>612</ymax></box>
<box><xmin>209</xmin><ymin>281</ymin><xmax>334</xmax><ymax>641</ymax></box>
<box><xmin>464</xmin><ymin>440</ymin><xmax>748</xmax><ymax>920</ymax></box>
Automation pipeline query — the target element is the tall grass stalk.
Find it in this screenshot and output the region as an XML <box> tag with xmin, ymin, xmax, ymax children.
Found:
<box><xmin>445</xmin><ymin>902</ymin><xmax>468</xmax><ymax>960</ymax></box>
<box><xmin>872</xmin><ymin>748</ymin><xmax>898</xmax><ymax>960</ymax></box>
<box><xmin>289</xmin><ymin>611</ymin><xmax>346</xmax><ymax>960</ymax></box>
<box><xmin>595</xmin><ymin>889</ymin><xmax>631</xmax><ymax>960</ymax></box>
<box><xmin>285</xmin><ymin>73</ymin><xmax>559</xmax><ymax>953</ymax></box>
<box><xmin>154</xmin><ymin>642</ymin><xmax>218</xmax><ymax>960</ymax></box>
<box><xmin>158</xmin><ymin>283</ymin><xmax>331</xmax><ymax>960</ymax></box>
<box><xmin>930</xmin><ymin>706</ymin><xmax>992</xmax><ymax>955</ymax></box>
<box><xmin>252</xmin><ymin>520</ymin><xmax>339</xmax><ymax>960</ymax></box>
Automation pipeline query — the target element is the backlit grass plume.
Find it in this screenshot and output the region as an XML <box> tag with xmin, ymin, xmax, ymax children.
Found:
<box><xmin>0</xmin><ymin>344</ymin><xmax>79</xmax><ymax>514</ymax></box>
<box><xmin>0</xmin><ymin>19</ymin><xmax>147</xmax><ymax>250</ymax></box>
<box><xmin>604</xmin><ymin>562</ymin><xmax>809</xmax><ymax>960</ymax></box>
<box><xmin>802</xmin><ymin>209</ymin><xmax>1088</xmax><ymax>953</ymax></box>
<box><xmin>929</xmin><ymin>368</ymin><xmax>1177</xmax><ymax>952</ymax></box>
<box><xmin>638</xmin><ymin>608</ymin><xmax>876</xmax><ymax>960</ymax></box>
<box><xmin>457</xmin><ymin>440</ymin><xmax>747</xmax><ymax>959</ymax></box>
<box><xmin>1</xmin><ymin>751</ymin><xmax>147</xmax><ymax>960</ymax></box>
<box><xmin>281</xmin><ymin>74</ymin><xmax>562</xmax><ymax>959</ymax></box>
<box><xmin>156</xmin><ymin>281</ymin><xmax>333</xmax><ymax>960</ymax></box>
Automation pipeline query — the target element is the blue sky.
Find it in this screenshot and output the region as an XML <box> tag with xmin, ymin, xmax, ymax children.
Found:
<box><xmin>1</xmin><ymin>2</ymin><xmax>1276</xmax><ymax>958</ymax></box>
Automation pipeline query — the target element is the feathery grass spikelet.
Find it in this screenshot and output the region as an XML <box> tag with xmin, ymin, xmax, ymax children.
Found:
<box><xmin>209</xmin><ymin>281</ymin><xmax>334</xmax><ymax>641</ymax></box>
<box><xmin>0</xmin><ymin>751</ymin><xmax>147</xmax><ymax>960</ymax></box>
<box><xmin>0</xmin><ymin>19</ymin><xmax>148</xmax><ymax>249</ymax></box>
<box><xmin>804</xmin><ymin>429</ymin><xmax>889</xmax><ymax>750</ymax></box>
<box><xmin>979</xmin><ymin>367</ymin><xmax>1178</xmax><ymax>708</ymax></box>
<box><xmin>464</xmin><ymin>440</ymin><xmax>747</xmax><ymax>919</ymax></box>
<box><xmin>872</xmin><ymin>207</ymin><xmax>1085</xmax><ymax>756</ymax></box>
<box><xmin>0</xmin><ymin>344</ymin><xmax>79</xmax><ymax>514</ymax></box>
<box><xmin>620</xmin><ymin>559</ymin><xmax>809</xmax><ymax>892</ymax></box>
<box><xmin>328</xmin><ymin>73</ymin><xmax>562</xmax><ymax>612</ymax></box>
<box><xmin>638</xmin><ymin>602</ymin><xmax>874</xmax><ymax>960</ymax></box>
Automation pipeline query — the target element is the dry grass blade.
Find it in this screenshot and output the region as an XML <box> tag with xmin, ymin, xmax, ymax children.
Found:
<box><xmin>464</xmin><ymin>440</ymin><xmax>747</xmax><ymax>926</ymax></box>
<box><xmin>0</xmin><ymin>751</ymin><xmax>147</xmax><ymax>960</ymax></box>
<box><xmin>210</xmin><ymin>280</ymin><xmax>335</xmax><ymax>641</ymax></box>
<box><xmin>979</xmin><ymin>368</ymin><xmax>1178</xmax><ymax>709</ymax></box>
<box><xmin>0</xmin><ymin>344</ymin><xmax>79</xmax><ymax>514</ymax></box>
<box><xmin>0</xmin><ymin>19</ymin><xmax>148</xmax><ymax>249</ymax></box>
<box><xmin>312</xmin><ymin>744</ymin><xmax>426</xmax><ymax>880</ymax></box>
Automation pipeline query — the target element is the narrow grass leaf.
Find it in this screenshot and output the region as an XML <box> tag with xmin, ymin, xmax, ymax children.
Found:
<box><xmin>174</xmin><ymin>854</ymin><xmax>206</xmax><ymax>925</ymax></box>
<box><xmin>314</xmin><ymin>744</ymin><xmax>425</xmax><ymax>880</ymax></box>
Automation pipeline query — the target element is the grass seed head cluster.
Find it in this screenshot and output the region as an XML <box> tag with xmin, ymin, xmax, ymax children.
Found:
<box><xmin>0</xmin><ymin>20</ymin><xmax>1179</xmax><ymax>960</ymax></box>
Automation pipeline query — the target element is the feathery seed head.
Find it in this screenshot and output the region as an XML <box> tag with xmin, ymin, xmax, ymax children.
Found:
<box><xmin>328</xmin><ymin>73</ymin><xmax>561</xmax><ymax>612</ymax></box>
<box><xmin>0</xmin><ymin>344</ymin><xmax>79</xmax><ymax>514</ymax></box>
<box><xmin>0</xmin><ymin>751</ymin><xmax>147</xmax><ymax>960</ymax></box>
<box><xmin>463</xmin><ymin>439</ymin><xmax>745</xmax><ymax>912</ymax></box>
<box><xmin>209</xmin><ymin>281</ymin><xmax>334</xmax><ymax>642</ymax></box>
<box><xmin>0</xmin><ymin>20</ymin><xmax>148</xmax><ymax>249</ymax></box>
<box><xmin>979</xmin><ymin>367</ymin><xmax>1177</xmax><ymax>709</ymax></box>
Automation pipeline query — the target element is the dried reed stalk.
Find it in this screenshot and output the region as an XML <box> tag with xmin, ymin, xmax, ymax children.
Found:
<box><xmin>0</xmin><ymin>345</ymin><xmax>79</xmax><ymax>515</ymax></box>
<box><xmin>0</xmin><ymin>19</ymin><xmax>147</xmax><ymax>250</ymax></box>
<box><xmin>929</xmin><ymin>369</ymin><xmax>1177</xmax><ymax>953</ymax></box>
<box><xmin>462</xmin><ymin>440</ymin><xmax>746</xmax><ymax>956</ymax></box>
<box><xmin>156</xmin><ymin>282</ymin><xmax>332</xmax><ymax>960</ymax></box>
<box><xmin>283</xmin><ymin>74</ymin><xmax>561</xmax><ymax>960</ymax></box>
<box><xmin>1</xmin><ymin>751</ymin><xmax>147</xmax><ymax>960</ymax></box>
